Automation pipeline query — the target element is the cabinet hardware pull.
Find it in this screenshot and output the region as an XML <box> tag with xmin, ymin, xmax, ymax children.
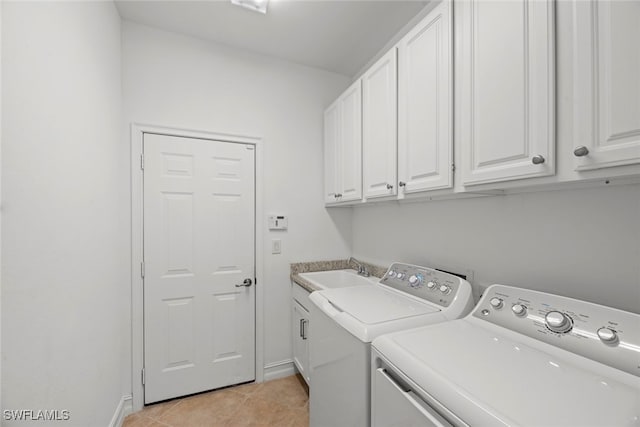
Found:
<box><xmin>299</xmin><ymin>318</ymin><xmax>304</xmax><ymax>338</ymax></box>
<box><xmin>302</xmin><ymin>320</ymin><xmax>308</xmax><ymax>340</ymax></box>
<box><xmin>574</xmin><ymin>146</ymin><xmax>589</xmax><ymax>157</ymax></box>
<box><xmin>398</xmin><ymin>181</ymin><xmax>406</xmax><ymax>187</ymax></box>
<box><xmin>531</xmin><ymin>155</ymin><xmax>545</xmax><ymax>165</ymax></box>
<box><xmin>386</xmin><ymin>183</ymin><xmax>393</xmax><ymax>190</ymax></box>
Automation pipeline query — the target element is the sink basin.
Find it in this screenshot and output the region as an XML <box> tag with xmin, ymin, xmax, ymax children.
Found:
<box><xmin>298</xmin><ymin>269</ymin><xmax>379</xmax><ymax>290</ymax></box>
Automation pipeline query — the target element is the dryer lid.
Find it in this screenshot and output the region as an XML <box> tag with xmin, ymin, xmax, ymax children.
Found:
<box><xmin>373</xmin><ymin>319</ymin><xmax>640</xmax><ymax>426</ymax></box>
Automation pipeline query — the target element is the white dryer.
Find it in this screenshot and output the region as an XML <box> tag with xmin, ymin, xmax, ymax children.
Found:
<box><xmin>309</xmin><ymin>262</ymin><xmax>474</xmax><ymax>427</ymax></box>
<box><xmin>372</xmin><ymin>284</ymin><xmax>640</xmax><ymax>426</ymax></box>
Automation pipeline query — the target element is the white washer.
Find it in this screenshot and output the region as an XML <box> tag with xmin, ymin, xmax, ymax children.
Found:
<box><xmin>309</xmin><ymin>262</ymin><xmax>474</xmax><ymax>427</ymax></box>
<box><xmin>372</xmin><ymin>284</ymin><xmax>640</xmax><ymax>426</ymax></box>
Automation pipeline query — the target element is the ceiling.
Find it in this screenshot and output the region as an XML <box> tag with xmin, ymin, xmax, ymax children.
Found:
<box><xmin>115</xmin><ymin>0</ymin><xmax>429</xmax><ymax>76</ymax></box>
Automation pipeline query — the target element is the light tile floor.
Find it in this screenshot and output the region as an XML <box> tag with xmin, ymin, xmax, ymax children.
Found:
<box><xmin>123</xmin><ymin>375</ymin><xmax>309</xmax><ymax>427</ymax></box>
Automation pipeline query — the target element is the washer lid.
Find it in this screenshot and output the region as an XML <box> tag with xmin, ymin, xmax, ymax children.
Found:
<box><xmin>317</xmin><ymin>285</ymin><xmax>439</xmax><ymax>324</ymax></box>
<box><xmin>374</xmin><ymin>320</ymin><xmax>640</xmax><ymax>426</ymax></box>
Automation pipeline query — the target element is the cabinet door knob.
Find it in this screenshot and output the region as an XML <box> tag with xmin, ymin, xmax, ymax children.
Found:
<box><xmin>335</xmin><ymin>193</ymin><xmax>342</xmax><ymax>198</ymax></box>
<box><xmin>531</xmin><ymin>155</ymin><xmax>545</xmax><ymax>165</ymax></box>
<box><xmin>398</xmin><ymin>181</ymin><xmax>406</xmax><ymax>187</ymax></box>
<box><xmin>386</xmin><ymin>183</ymin><xmax>393</xmax><ymax>190</ymax></box>
<box><xmin>574</xmin><ymin>146</ymin><xmax>589</xmax><ymax>157</ymax></box>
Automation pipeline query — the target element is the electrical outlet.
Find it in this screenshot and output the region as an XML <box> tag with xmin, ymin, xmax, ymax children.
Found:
<box><xmin>271</xmin><ymin>239</ymin><xmax>282</xmax><ymax>254</ymax></box>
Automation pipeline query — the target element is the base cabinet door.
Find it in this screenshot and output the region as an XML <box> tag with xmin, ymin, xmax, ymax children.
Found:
<box><xmin>292</xmin><ymin>299</ymin><xmax>310</xmax><ymax>384</ymax></box>
<box><xmin>397</xmin><ymin>0</ymin><xmax>453</xmax><ymax>196</ymax></box>
<box><xmin>573</xmin><ymin>0</ymin><xmax>640</xmax><ymax>171</ymax></box>
<box><xmin>459</xmin><ymin>0</ymin><xmax>556</xmax><ymax>185</ymax></box>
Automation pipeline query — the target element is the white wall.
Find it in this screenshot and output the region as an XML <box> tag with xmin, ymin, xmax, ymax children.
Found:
<box><xmin>122</xmin><ymin>22</ymin><xmax>352</xmax><ymax>381</ymax></box>
<box><xmin>1</xmin><ymin>2</ymin><xmax>128</xmax><ymax>426</ymax></box>
<box><xmin>352</xmin><ymin>184</ymin><xmax>640</xmax><ymax>314</ymax></box>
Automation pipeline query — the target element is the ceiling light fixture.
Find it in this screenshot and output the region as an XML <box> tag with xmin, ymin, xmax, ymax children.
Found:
<box><xmin>230</xmin><ymin>0</ymin><xmax>269</xmax><ymax>14</ymax></box>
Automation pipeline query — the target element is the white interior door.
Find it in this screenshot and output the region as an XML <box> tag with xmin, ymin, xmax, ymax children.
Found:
<box><xmin>143</xmin><ymin>133</ymin><xmax>255</xmax><ymax>404</ymax></box>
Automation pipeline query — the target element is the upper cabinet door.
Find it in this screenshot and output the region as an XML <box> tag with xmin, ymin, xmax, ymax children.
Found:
<box><xmin>363</xmin><ymin>49</ymin><xmax>398</xmax><ymax>199</ymax></box>
<box><xmin>397</xmin><ymin>0</ymin><xmax>453</xmax><ymax>195</ymax></box>
<box><xmin>573</xmin><ymin>1</ymin><xmax>640</xmax><ymax>171</ymax></box>
<box><xmin>324</xmin><ymin>101</ymin><xmax>341</xmax><ymax>204</ymax></box>
<box><xmin>459</xmin><ymin>0</ymin><xmax>555</xmax><ymax>185</ymax></box>
<box><xmin>339</xmin><ymin>81</ymin><xmax>363</xmax><ymax>202</ymax></box>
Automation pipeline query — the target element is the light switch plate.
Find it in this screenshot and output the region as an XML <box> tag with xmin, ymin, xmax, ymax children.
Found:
<box><xmin>271</xmin><ymin>239</ymin><xmax>282</xmax><ymax>254</ymax></box>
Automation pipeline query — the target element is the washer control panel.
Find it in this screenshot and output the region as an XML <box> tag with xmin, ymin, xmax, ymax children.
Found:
<box><xmin>380</xmin><ymin>263</ymin><xmax>466</xmax><ymax>307</ymax></box>
<box><xmin>473</xmin><ymin>285</ymin><xmax>640</xmax><ymax>376</ymax></box>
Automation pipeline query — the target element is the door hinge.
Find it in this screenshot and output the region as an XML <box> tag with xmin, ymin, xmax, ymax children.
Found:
<box><xmin>141</xmin><ymin>368</ymin><xmax>145</xmax><ymax>385</ymax></box>
<box><xmin>452</xmin><ymin>163</ymin><xmax>456</xmax><ymax>172</ymax></box>
<box><xmin>254</xmin><ymin>277</ymin><xmax>257</xmax><ymax>286</ymax></box>
<box><xmin>141</xmin><ymin>261</ymin><xmax>145</xmax><ymax>279</ymax></box>
<box><xmin>140</xmin><ymin>153</ymin><xmax>145</xmax><ymax>170</ymax></box>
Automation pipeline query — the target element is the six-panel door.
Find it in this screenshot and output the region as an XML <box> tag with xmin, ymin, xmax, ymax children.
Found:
<box><xmin>143</xmin><ymin>133</ymin><xmax>256</xmax><ymax>403</ymax></box>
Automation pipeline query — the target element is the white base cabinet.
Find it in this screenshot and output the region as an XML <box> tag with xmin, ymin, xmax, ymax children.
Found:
<box><xmin>291</xmin><ymin>283</ymin><xmax>311</xmax><ymax>384</ymax></box>
<box><xmin>573</xmin><ymin>0</ymin><xmax>640</xmax><ymax>171</ymax></box>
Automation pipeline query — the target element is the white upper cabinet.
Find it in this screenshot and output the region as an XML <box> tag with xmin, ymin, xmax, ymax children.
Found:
<box><xmin>397</xmin><ymin>0</ymin><xmax>453</xmax><ymax>196</ymax></box>
<box><xmin>573</xmin><ymin>0</ymin><xmax>640</xmax><ymax>171</ymax></box>
<box><xmin>324</xmin><ymin>100</ymin><xmax>341</xmax><ymax>204</ymax></box>
<box><xmin>339</xmin><ymin>81</ymin><xmax>363</xmax><ymax>202</ymax></box>
<box><xmin>363</xmin><ymin>49</ymin><xmax>398</xmax><ymax>199</ymax></box>
<box><xmin>459</xmin><ymin>0</ymin><xmax>556</xmax><ymax>186</ymax></box>
<box><xmin>324</xmin><ymin>80</ymin><xmax>362</xmax><ymax>204</ymax></box>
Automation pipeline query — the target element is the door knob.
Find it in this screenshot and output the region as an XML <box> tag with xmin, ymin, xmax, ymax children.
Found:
<box><xmin>531</xmin><ymin>155</ymin><xmax>545</xmax><ymax>165</ymax></box>
<box><xmin>235</xmin><ymin>278</ymin><xmax>253</xmax><ymax>287</ymax></box>
<box><xmin>574</xmin><ymin>146</ymin><xmax>589</xmax><ymax>157</ymax></box>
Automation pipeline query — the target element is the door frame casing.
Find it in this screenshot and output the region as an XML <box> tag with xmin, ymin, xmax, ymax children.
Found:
<box><xmin>130</xmin><ymin>123</ymin><xmax>265</xmax><ymax>411</ymax></box>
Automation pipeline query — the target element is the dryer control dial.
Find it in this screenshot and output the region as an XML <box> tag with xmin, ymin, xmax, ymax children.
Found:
<box><xmin>545</xmin><ymin>311</ymin><xmax>573</xmax><ymax>333</ymax></box>
<box><xmin>489</xmin><ymin>297</ymin><xmax>504</xmax><ymax>309</ymax></box>
<box><xmin>511</xmin><ymin>304</ymin><xmax>527</xmax><ymax>317</ymax></box>
<box><xmin>426</xmin><ymin>281</ymin><xmax>437</xmax><ymax>290</ymax></box>
<box><xmin>597</xmin><ymin>327</ymin><xmax>618</xmax><ymax>344</ymax></box>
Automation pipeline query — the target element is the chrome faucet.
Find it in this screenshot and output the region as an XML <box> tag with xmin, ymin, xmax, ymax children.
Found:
<box><xmin>348</xmin><ymin>257</ymin><xmax>370</xmax><ymax>277</ymax></box>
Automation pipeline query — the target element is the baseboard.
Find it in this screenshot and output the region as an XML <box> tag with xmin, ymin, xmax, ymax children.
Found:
<box><xmin>263</xmin><ymin>359</ymin><xmax>296</xmax><ymax>382</ymax></box>
<box><xmin>108</xmin><ymin>394</ymin><xmax>133</xmax><ymax>427</ymax></box>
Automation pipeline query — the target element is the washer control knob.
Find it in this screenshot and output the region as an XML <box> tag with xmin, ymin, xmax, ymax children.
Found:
<box><xmin>439</xmin><ymin>285</ymin><xmax>451</xmax><ymax>295</ymax></box>
<box><xmin>489</xmin><ymin>297</ymin><xmax>504</xmax><ymax>309</ymax></box>
<box><xmin>397</xmin><ymin>273</ymin><xmax>405</xmax><ymax>280</ymax></box>
<box><xmin>409</xmin><ymin>275</ymin><xmax>418</xmax><ymax>285</ymax></box>
<box><xmin>388</xmin><ymin>270</ymin><xmax>397</xmax><ymax>278</ymax></box>
<box><xmin>597</xmin><ymin>327</ymin><xmax>618</xmax><ymax>344</ymax></box>
<box><xmin>426</xmin><ymin>281</ymin><xmax>437</xmax><ymax>290</ymax></box>
<box><xmin>511</xmin><ymin>304</ymin><xmax>527</xmax><ymax>317</ymax></box>
<box><xmin>545</xmin><ymin>311</ymin><xmax>573</xmax><ymax>333</ymax></box>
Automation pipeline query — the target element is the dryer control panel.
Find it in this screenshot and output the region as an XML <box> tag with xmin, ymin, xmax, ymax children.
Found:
<box><xmin>473</xmin><ymin>285</ymin><xmax>640</xmax><ymax>377</ymax></box>
<box><xmin>380</xmin><ymin>263</ymin><xmax>472</xmax><ymax>316</ymax></box>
